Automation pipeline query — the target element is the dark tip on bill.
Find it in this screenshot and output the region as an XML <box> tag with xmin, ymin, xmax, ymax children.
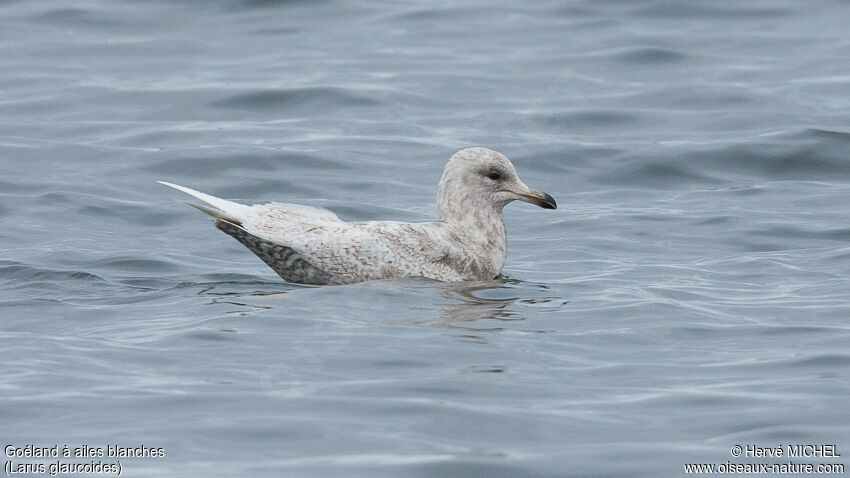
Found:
<box><xmin>540</xmin><ymin>192</ymin><xmax>557</xmax><ymax>210</ymax></box>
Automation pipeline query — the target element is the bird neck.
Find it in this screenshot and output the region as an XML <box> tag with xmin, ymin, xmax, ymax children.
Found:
<box><xmin>437</xmin><ymin>189</ymin><xmax>508</xmax><ymax>269</ymax></box>
<box><xmin>437</xmin><ymin>186</ymin><xmax>504</xmax><ymax>227</ymax></box>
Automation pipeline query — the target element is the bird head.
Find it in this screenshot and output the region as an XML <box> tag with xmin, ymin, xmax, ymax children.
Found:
<box><xmin>437</xmin><ymin>148</ymin><xmax>556</xmax><ymax>221</ymax></box>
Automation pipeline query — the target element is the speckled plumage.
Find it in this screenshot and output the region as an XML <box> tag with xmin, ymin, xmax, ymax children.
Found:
<box><xmin>160</xmin><ymin>147</ymin><xmax>556</xmax><ymax>285</ymax></box>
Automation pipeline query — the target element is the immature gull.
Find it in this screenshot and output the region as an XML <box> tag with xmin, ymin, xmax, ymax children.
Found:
<box><xmin>159</xmin><ymin>147</ymin><xmax>556</xmax><ymax>285</ymax></box>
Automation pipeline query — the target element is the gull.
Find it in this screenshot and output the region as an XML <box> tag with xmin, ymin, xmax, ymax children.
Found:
<box><xmin>159</xmin><ymin>147</ymin><xmax>556</xmax><ymax>285</ymax></box>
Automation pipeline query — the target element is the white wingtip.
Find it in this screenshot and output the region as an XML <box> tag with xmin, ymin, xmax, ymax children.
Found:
<box><xmin>158</xmin><ymin>181</ymin><xmax>252</xmax><ymax>220</ymax></box>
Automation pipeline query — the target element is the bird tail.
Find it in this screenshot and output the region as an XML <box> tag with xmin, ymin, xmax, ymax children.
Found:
<box><xmin>158</xmin><ymin>181</ymin><xmax>252</xmax><ymax>224</ymax></box>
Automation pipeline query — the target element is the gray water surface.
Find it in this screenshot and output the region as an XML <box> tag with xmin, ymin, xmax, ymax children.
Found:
<box><xmin>2</xmin><ymin>1</ymin><xmax>849</xmax><ymax>477</ymax></box>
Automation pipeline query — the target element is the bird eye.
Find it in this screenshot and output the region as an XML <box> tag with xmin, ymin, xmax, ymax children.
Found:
<box><xmin>487</xmin><ymin>172</ymin><xmax>501</xmax><ymax>181</ymax></box>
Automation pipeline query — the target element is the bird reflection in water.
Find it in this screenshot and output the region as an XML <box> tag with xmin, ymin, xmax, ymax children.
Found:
<box><xmin>426</xmin><ymin>278</ymin><xmax>526</xmax><ymax>336</ymax></box>
<box><xmin>194</xmin><ymin>276</ymin><xmax>564</xmax><ymax>343</ymax></box>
